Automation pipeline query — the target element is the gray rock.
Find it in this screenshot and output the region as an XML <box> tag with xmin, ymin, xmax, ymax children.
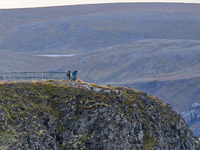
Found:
<box><xmin>93</xmin><ymin>87</ymin><xmax>102</xmax><ymax>93</ymax></box>
<box><xmin>0</xmin><ymin>81</ymin><xmax>199</xmax><ymax>150</ymax></box>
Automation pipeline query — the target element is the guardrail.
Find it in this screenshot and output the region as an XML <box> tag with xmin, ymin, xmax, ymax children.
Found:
<box><xmin>0</xmin><ymin>72</ymin><xmax>71</xmax><ymax>81</ymax></box>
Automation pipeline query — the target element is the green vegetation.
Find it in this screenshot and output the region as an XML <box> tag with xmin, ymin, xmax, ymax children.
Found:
<box><xmin>124</xmin><ymin>99</ymin><xmax>133</xmax><ymax>105</ymax></box>
<box><xmin>0</xmin><ymin>130</ymin><xmax>18</xmax><ymax>149</ymax></box>
<box><xmin>0</xmin><ymin>81</ymin><xmax>73</xmax><ymax>148</ymax></box>
<box><xmin>127</xmin><ymin>107</ymin><xmax>133</xmax><ymax>113</ymax></box>
<box><xmin>142</xmin><ymin>134</ymin><xmax>156</xmax><ymax>150</ymax></box>
<box><xmin>0</xmin><ymin>80</ymin><xmax>119</xmax><ymax>148</ymax></box>
<box><xmin>0</xmin><ymin>80</ymin><xmax>195</xmax><ymax>149</ymax></box>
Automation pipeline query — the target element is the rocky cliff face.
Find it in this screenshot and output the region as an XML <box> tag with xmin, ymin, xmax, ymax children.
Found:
<box><xmin>0</xmin><ymin>80</ymin><xmax>199</xmax><ymax>150</ymax></box>
<box><xmin>180</xmin><ymin>100</ymin><xmax>200</xmax><ymax>139</ymax></box>
<box><xmin>128</xmin><ymin>78</ymin><xmax>200</xmax><ymax>139</ymax></box>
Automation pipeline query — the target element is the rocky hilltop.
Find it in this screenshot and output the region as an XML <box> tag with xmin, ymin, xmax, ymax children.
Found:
<box><xmin>1</xmin><ymin>3</ymin><xmax>200</xmax><ymax>137</ymax></box>
<box><xmin>0</xmin><ymin>80</ymin><xmax>199</xmax><ymax>150</ymax></box>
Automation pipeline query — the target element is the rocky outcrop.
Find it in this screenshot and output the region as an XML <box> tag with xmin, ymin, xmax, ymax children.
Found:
<box><xmin>190</xmin><ymin>101</ymin><xmax>200</xmax><ymax>123</ymax></box>
<box><xmin>129</xmin><ymin>78</ymin><xmax>200</xmax><ymax>139</ymax></box>
<box><xmin>0</xmin><ymin>80</ymin><xmax>199</xmax><ymax>150</ymax></box>
<box><xmin>179</xmin><ymin>100</ymin><xmax>200</xmax><ymax>138</ymax></box>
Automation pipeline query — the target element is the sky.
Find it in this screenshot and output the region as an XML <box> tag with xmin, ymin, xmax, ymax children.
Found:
<box><xmin>0</xmin><ymin>0</ymin><xmax>200</xmax><ymax>9</ymax></box>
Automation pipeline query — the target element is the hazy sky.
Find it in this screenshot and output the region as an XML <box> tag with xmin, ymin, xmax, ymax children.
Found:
<box><xmin>1</xmin><ymin>0</ymin><xmax>200</xmax><ymax>9</ymax></box>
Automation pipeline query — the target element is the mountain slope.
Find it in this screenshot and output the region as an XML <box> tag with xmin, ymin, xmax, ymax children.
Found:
<box><xmin>54</xmin><ymin>39</ymin><xmax>200</xmax><ymax>84</ymax></box>
<box><xmin>0</xmin><ymin>80</ymin><xmax>199</xmax><ymax>149</ymax></box>
<box><xmin>1</xmin><ymin>3</ymin><xmax>200</xmax><ymax>53</ymax></box>
<box><xmin>0</xmin><ymin>50</ymin><xmax>68</xmax><ymax>72</ymax></box>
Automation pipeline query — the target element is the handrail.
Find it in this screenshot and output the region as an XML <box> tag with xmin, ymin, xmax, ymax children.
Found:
<box><xmin>0</xmin><ymin>72</ymin><xmax>68</xmax><ymax>74</ymax></box>
<box><xmin>0</xmin><ymin>72</ymin><xmax>78</xmax><ymax>81</ymax></box>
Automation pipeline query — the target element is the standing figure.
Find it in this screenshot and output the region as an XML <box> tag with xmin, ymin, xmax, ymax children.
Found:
<box><xmin>72</xmin><ymin>70</ymin><xmax>78</xmax><ymax>81</ymax></box>
<box><xmin>67</xmin><ymin>70</ymin><xmax>71</xmax><ymax>80</ymax></box>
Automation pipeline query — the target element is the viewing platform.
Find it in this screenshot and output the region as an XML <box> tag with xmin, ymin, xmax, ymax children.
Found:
<box><xmin>0</xmin><ymin>72</ymin><xmax>77</xmax><ymax>81</ymax></box>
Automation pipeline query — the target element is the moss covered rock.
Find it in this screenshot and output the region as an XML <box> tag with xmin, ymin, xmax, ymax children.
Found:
<box><xmin>0</xmin><ymin>80</ymin><xmax>199</xmax><ymax>150</ymax></box>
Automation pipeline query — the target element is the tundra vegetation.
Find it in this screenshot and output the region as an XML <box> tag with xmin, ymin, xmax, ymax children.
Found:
<box><xmin>0</xmin><ymin>80</ymin><xmax>199</xmax><ymax>149</ymax></box>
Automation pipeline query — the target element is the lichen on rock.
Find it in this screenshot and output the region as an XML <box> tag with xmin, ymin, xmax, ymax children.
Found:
<box><xmin>0</xmin><ymin>80</ymin><xmax>199</xmax><ymax>150</ymax></box>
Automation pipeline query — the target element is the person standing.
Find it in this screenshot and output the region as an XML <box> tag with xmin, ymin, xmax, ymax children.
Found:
<box><xmin>67</xmin><ymin>70</ymin><xmax>71</xmax><ymax>80</ymax></box>
<box><xmin>72</xmin><ymin>70</ymin><xmax>77</xmax><ymax>81</ymax></box>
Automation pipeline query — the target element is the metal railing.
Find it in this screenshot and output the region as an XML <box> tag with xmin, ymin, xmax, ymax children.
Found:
<box><xmin>0</xmin><ymin>72</ymin><xmax>71</xmax><ymax>81</ymax></box>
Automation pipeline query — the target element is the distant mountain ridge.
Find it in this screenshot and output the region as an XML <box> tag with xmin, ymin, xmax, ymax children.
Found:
<box><xmin>1</xmin><ymin>3</ymin><xmax>200</xmax><ymax>137</ymax></box>
<box><xmin>1</xmin><ymin>3</ymin><xmax>200</xmax><ymax>53</ymax></box>
<box><xmin>0</xmin><ymin>6</ymin><xmax>200</xmax><ymax>52</ymax></box>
